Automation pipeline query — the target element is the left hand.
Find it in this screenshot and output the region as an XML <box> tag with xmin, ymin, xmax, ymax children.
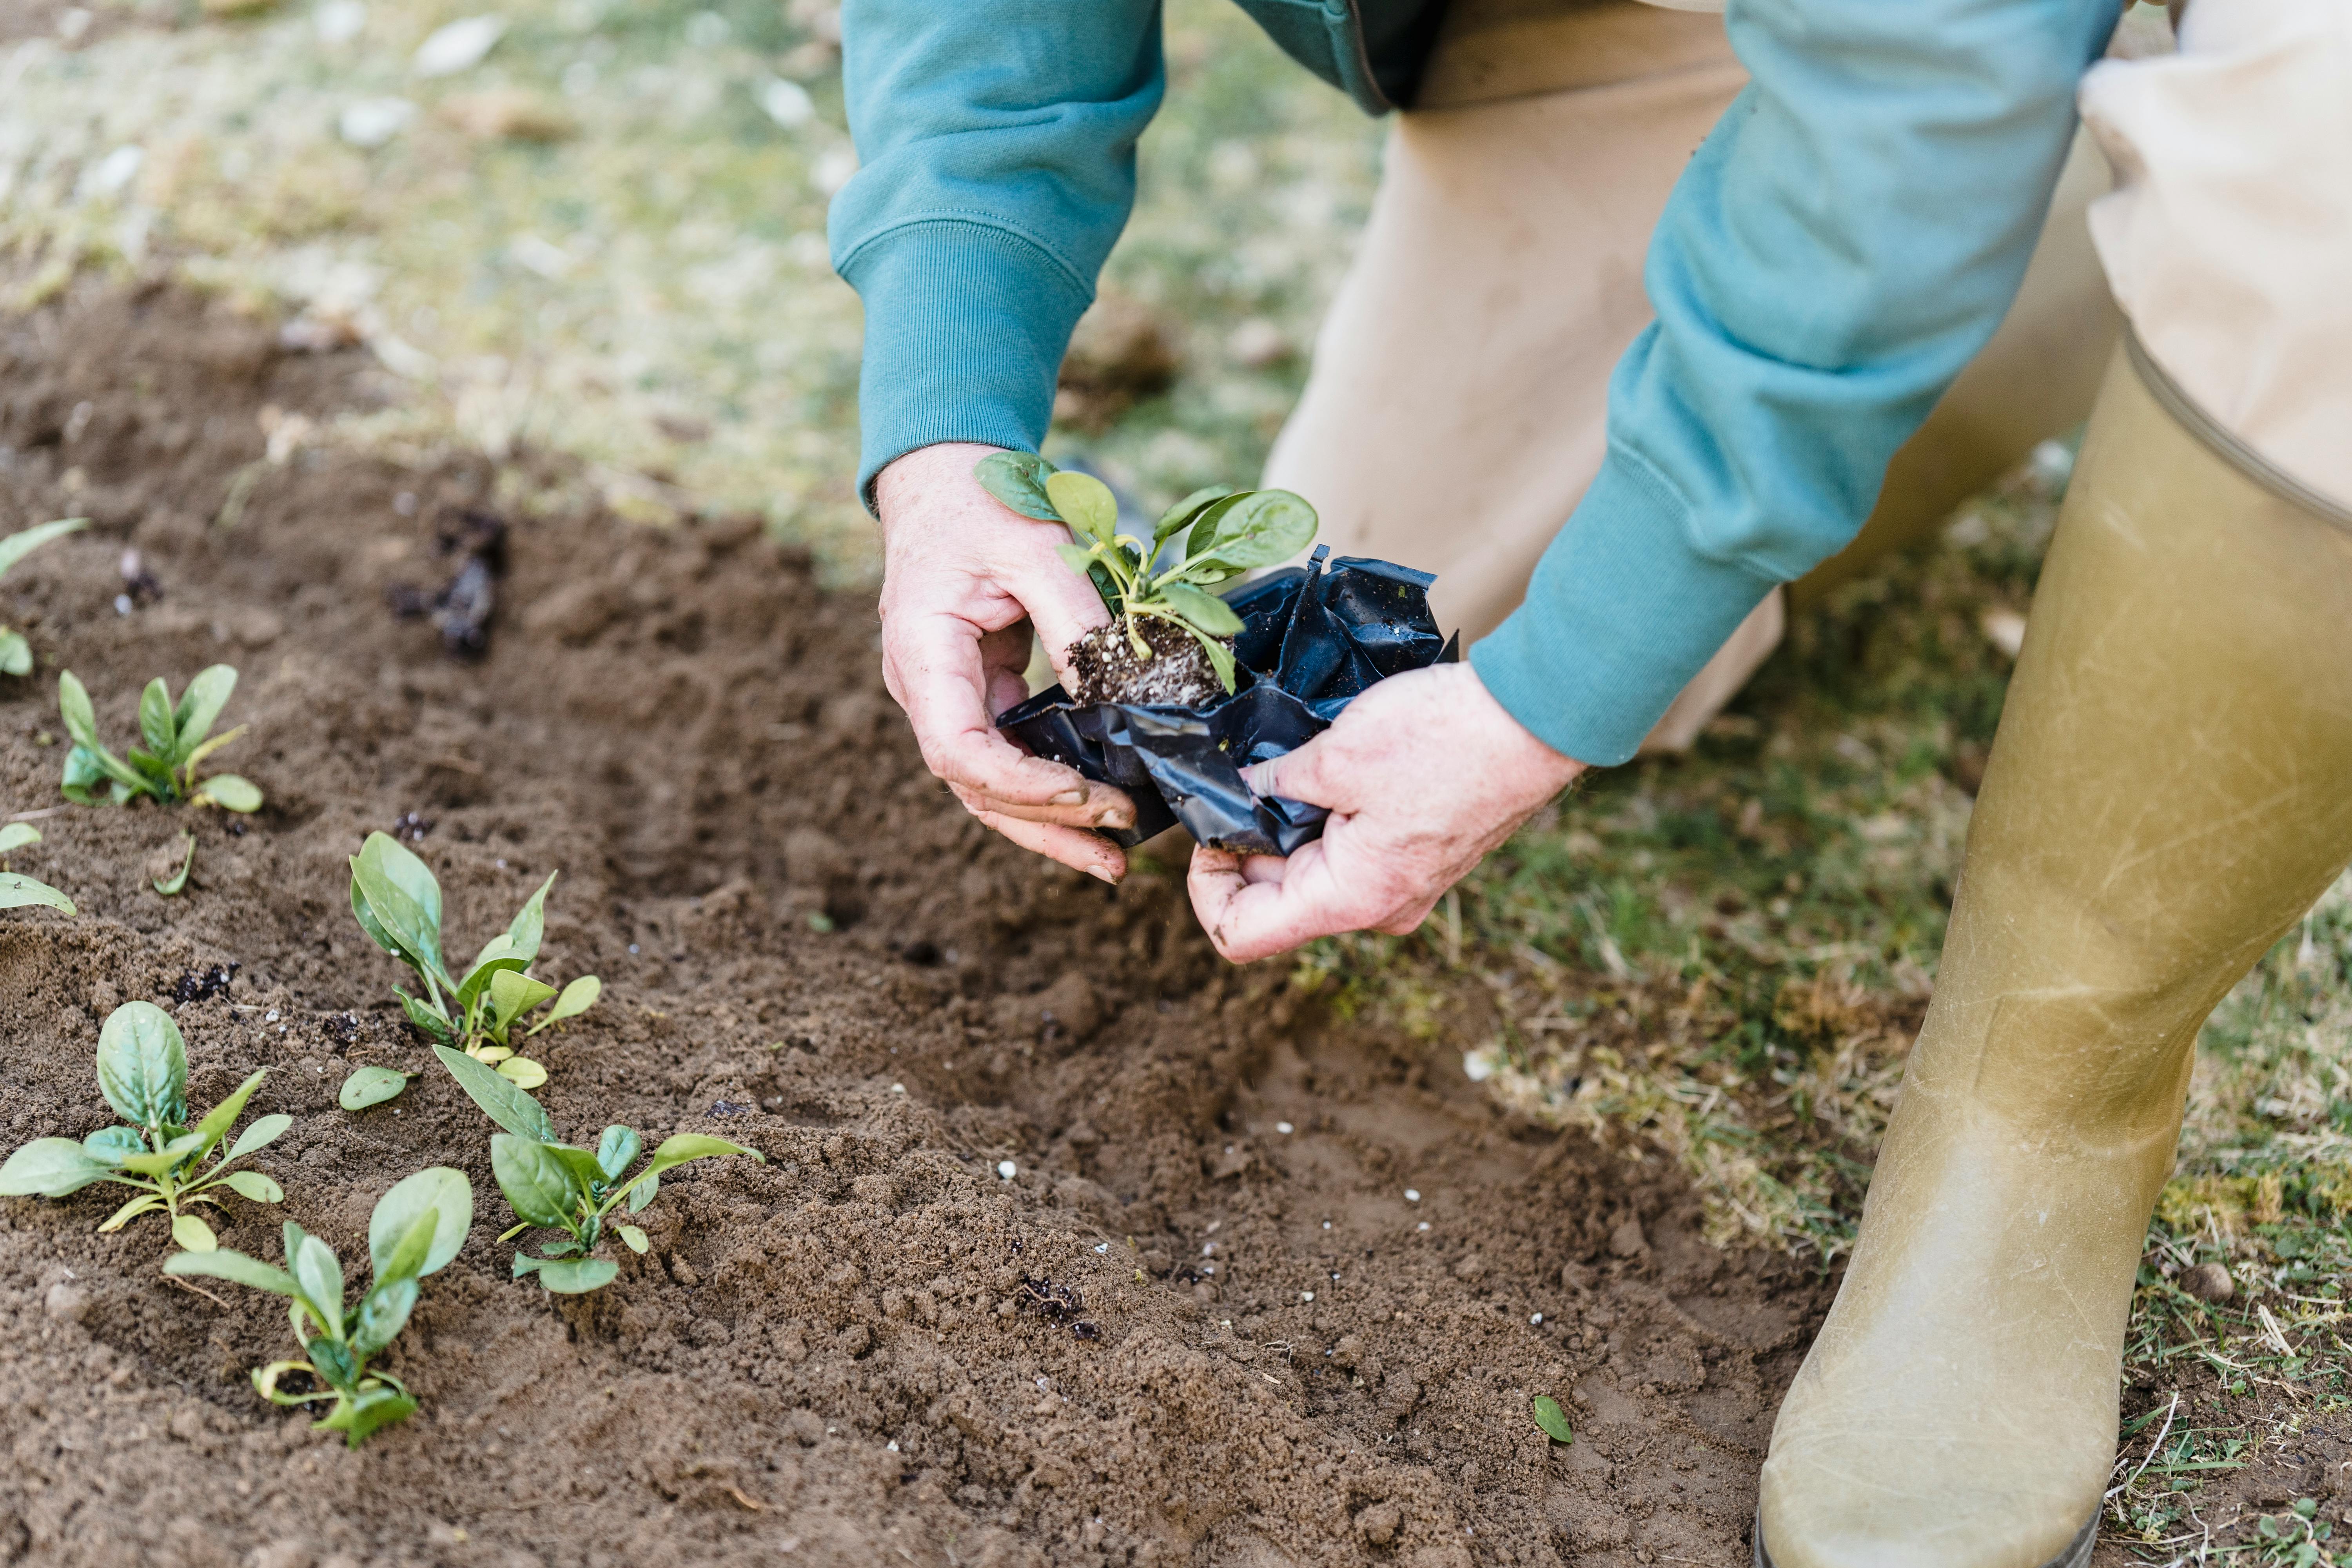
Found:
<box><xmin>1187</xmin><ymin>661</ymin><xmax>1587</xmax><ymax>963</ymax></box>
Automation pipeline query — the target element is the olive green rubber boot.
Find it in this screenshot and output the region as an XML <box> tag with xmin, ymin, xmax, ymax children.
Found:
<box><xmin>1755</xmin><ymin>337</ymin><xmax>2352</xmax><ymax>1568</ymax></box>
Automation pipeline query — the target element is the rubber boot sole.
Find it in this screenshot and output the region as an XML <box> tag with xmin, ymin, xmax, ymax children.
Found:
<box><xmin>1753</xmin><ymin>1510</ymin><xmax>2096</xmax><ymax>1568</ymax></box>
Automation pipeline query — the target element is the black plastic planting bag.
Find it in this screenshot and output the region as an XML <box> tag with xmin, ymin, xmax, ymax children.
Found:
<box><xmin>996</xmin><ymin>547</ymin><xmax>1457</xmax><ymax>856</ymax></box>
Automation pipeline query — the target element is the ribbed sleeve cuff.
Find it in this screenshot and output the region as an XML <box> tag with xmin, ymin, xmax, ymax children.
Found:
<box><xmin>1470</xmin><ymin>448</ymin><xmax>1779</xmax><ymax>768</ymax></box>
<box><xmin>838</xmin><ymin>219</ymin><xmax>1095</xmax><ymax>510</ymax></box>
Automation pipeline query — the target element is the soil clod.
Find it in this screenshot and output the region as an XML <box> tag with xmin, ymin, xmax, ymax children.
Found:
<box><xmin>387</xmin><ymin>508</ymin><xmax>507</xmax><ymax>659</ymax></box>
<box><xmin>169</xmin><ymin>962</ymin><xmax>240</xmax><ymax>1005</ymax></box>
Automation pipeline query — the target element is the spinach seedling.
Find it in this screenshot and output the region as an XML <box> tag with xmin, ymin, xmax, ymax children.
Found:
<box><xmin>0</xmin><ymin>517</ymin><xmax>86</xmax><ymax>677</ymax></box>
<box><xmin>973</xmin><ymin>453</ymin><xmax>1315</xmax><ymax>694</ymax></box>
<box><xmin>56</xmin><ymin>664</ymin><xmax>262</xmax><ymax>813</ymax></box>
<box><xmin>494</xmin><ymin>1126</ymin><xmax>761</xmax><ymax>1293</ymax></box>
<box><xmin>346</xmin><ymin>830</ymin><xmax>600</xmax><ymax>1103</ymax></box>
<box><xmin>165</xmin><ymin>1166</ymin><xmax>472</xmax><ymax>1447</ymax></box>
<box><xmin>0</xmin><ymin>1000</ymin><xmax>288</xmax><ymax>1250</ymax></box>
<box><xmin>0</xmin><ymin>823</ymin><xmax>74</xmax><ymax>917</ymax></box>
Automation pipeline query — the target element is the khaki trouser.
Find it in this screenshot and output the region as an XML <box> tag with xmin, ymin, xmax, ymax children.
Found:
<box><xmin>1263</xmin><ymin>0</ymin><xmax>2123</xmax><ymax>752</ymax></box>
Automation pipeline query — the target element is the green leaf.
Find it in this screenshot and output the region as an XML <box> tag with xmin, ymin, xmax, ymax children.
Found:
<box><xmin>125</xmin><ymin>746</ymin><xmax>175</xmax><ymax>788</ymax></box>
<box><xmin>81</xmin><ymin>1126</ymin><xmax>144</xmax><ymax>1164</ymax></box>
<box><xmin>171</xmin><ymin>665</ymin><xmax>238</xmax><ymax>757</ymax></box>
<box><xmin>373</xmin><ymin>1212</ymin><xmax>439</xmax><ymax>1290</ymax></box>
<box><xmin>628</xmin><ymin>1173</ymin><xmax>658</xmax><ymax>1213</ymax></box>
<box><xmin>615</xmin><ymin>1223</ymin><xmax>650</xmax><ymax>1254</ymax></box>
<box><xmin>398</xmin><ymin>991</ymin><xmax>456</xmax><ymax>1044</ymax></box>
<box><xmin>290</xmin><ymin>1232</ymin><xmax>345</xmax><ymax>1333</ymax></box>
<box><xmin>96</xmin><ymin>1001</ymin><xmax>189</xmax><ymax>1130</ymax></box>
<box><xmin>180</xmin><ymin>724</ymin><xmax>246</xmax><ymax>779</ymax></box>
<box><xmin>1054</xmin><ymin>542</ymin><xmax>1102</xmax><ymax>581</ymax></box>
<box><xmin>337</xmin><ymin>1066</ymin><xmax>412</xmax><ymax>1111</ymax></box>
<box><xmin>349</xmin><ymin>873</ymin><xmax>405</xmax><ymax>964</ymax></box>
<box><xmin>117</xmin><ymin>1130</ymin><xmax>205</xmax><ymax>1177</ymax></box>
<box><xmin>0</xmin><ymin>873</ymin><xmax>74</xmax><ymax>915</ymax></box>
<box><xmin>492</xmin><ymin>1136</ymin><xmax>582</xmax><ymax>1230</ymax></box>
<box><xmin>1044</xmin><ymin>471</ymin><xmax>1118</xmax><ymax>546</ymax></box>
<box><xmin>349</xmin><ymin>832</ymin><xmax>450</xmax><ymax>989</ymax></box>
<box><xmin>164</xmin><ymin>1247</ymin><xmax>299</xmax><ymax>1296</ymax></box>
<box><xmin>465</xmin><ymin>871</ymin><xmax>555</xmax><ymax>995</ymax></box>
<box><xmin>226</xmin><ymin>1113</ymin><xmax>292</xmax><ymax>1162</ymax></box>
<box><xmin>0</xmin><ymin>1138</ymin><xmax>122</xmax><ymax>1197</ymax></box>
<box><xmin>525</xmin><ymin>975</ymin><xmax>600</xmax><ymax>1037</ymax></box>
<box><xmin>56</xmin><ymin>672</ymin><xmax>108</xmax><ymax>757</ymax></box>
<box><xmin>594</xmin><ymin>1125</ymin><xmax>641</xmax><ymax>1183</ymax></box>
<box><xmin>1191</xmin><ymin>489</ymin><xmax>1318</xmax><ymax>569</ymax></box>
<box><xmin>1155</xmin><ymin>581</ymin><xmax>1245</xmax><ymax>639</ymax></box>
<box><xmin>1151</xmin><ymin>485</ymin><xmax>1238</xmax><ymax>549</ymax></box>
<box><xmin>512</xmin><ymin>1254</ymin><xmax>619</xmax><ymax>1294</ymax></box>
<box><xmin>0</xmin><ymin>629</ymin><xmax>28</xmax><ymax>679</ymax></box>
<box><xmin>646</xmin><ymin>1132</ymin><xmax>763</xmax><ymax>1176</ymax></box>
<box><xmin>1533</xmin><ymin>1395</ymin><xmax>1575</xmax><ymax>1445</ymax></box>
<box><xmin>614</xmin><ymin>1133</ymin><xmax>764</xmax><ymax>1208</ymax></box>
<box><xmin>0</xmin><ymin>822</ymin><xmax>40</xmax><ymax>855</ymax></box>
<box><xmin>307</xmin><ymin>1337</ymin><xmax>358</xmax><ymax>1388</ymax></box>
<box><xmin>59</xmin><ymin>745</ymin><xmax>106</xmax><ymax>805</ymax></box>
<box><xmin>432</xmin><ymin>1044</ymin><xmax>556</xmax><ymax>1141</ymax></box>
<box><xmin>190</xmin><ymin>1069</ymin><xmax>267</xmax><ymax>1161</ymax></box>
<box><xmin>96</xmin><ymin>1192</ymin><xmax>164</xmax><ymax>1231</ymax></box>
<box><xmin>367</xmin><ymin>1166</ymin><xmax>473</xmax><ymax>1281</ymax></box>
<box><xmin>486</xmin><ymin>968</ymin><xmax>557</xmax><ymax>1034</ymax></box>
<box><xmin>172</xmin><ymin>1211</ymin><xmax>219</xmax><ymax>1252</ymax></box>
<box><xmin>138</xmin><ymin>678</ymin><xmax>177</xmax><ymax>761</ymax></box>
<box><xmin>1193</xmin><ymin>629</ymin><xmax>1238</xmax><ymax>695</ymax></box>
<box><xmin>220</xmin><ymin>1170</ymin><xmax>283</xmax><ymax>1203</ymax></box>
<box><xmin>349</xmin><ymin>1276</ymin><xmax>418</xmax><ymax>1357</ymax></box>
<box><xmin>152</xmin><ymin>831</ymin><xmax>196</xmax><ymax>896</ymax></box>
<box><xmin>192</xmin><ymin>775</ymin><xmax>262</xmax><ymax>813</ymax></box>
<box><xmin>971</xmin><ymin>450</ymin><xmax>1061</xmax><ymax>522</ymax></box>
<box><xmin>58</xmin><ymin>722</ymin><xmax>146</xmax><ymax>797</ymax></box>
<box><xmin>543</xmin><ymin>1142</ymin><xmax>609</xmax><ymax>1194</ymax></box>
<box><xmin>0</xmin><ymin>517</ymin><xmax>88</xmax><ymax>581</ymax></box>
<box><xmin>494</xmin><ymin>1056</ymin><xmax>547</xmax><ymax>1089</ymax></box>
<box><xmin>316</xmin><ymin>1383</ymin><xmax>416</xmax><ymax>1448</ymax></box>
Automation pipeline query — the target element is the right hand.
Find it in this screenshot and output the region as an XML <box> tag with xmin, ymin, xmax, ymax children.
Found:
<box><xmin>875</xmin><ymin>441</ymin><xmax>1136</xmax><ymax>882</ymax></box>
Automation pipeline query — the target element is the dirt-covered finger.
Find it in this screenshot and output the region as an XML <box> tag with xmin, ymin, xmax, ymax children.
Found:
<box><xmin>1186</xmin><ymin>840</ymin><xmax>1369</xmax><ymax>963</ymax></box>
<box><xmin>951</xmin><ymin>780</ymin><xmax>1136</xmax><ymax>831</ymax></box>
<box><xmin>893</xmin><ymin>619</ymin><xmax>1091</xmax><ymax>807</ymax></box>
<box><xmin>969</xmin><ymin>805</ymin><xmax>1125</xmax><ymax>883</ymax></box>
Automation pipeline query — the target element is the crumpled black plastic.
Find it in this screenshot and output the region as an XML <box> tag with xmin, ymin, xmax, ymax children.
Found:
<box><xmin>996</xmin><ymin>547</ymin><xmax>1456</xmax><ymax>856</ymax></box>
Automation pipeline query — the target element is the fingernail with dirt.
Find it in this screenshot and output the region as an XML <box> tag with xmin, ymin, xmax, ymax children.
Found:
<box><xmin>1098</xmin><ymin>804</ymin><xmax>1134</xmax><ymax>830</ymax></box>
<box><xmin>1087</xmin><ymin>866</ymin><xmax>1119</xmax><ymax>886</ymax></box>
<box><xmin>1050</xmin><ymin>787</ymin><xmax>1089</xmax><ymax>806</ymax></box>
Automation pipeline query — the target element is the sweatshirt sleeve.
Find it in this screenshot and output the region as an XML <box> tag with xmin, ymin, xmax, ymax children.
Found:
<box><xmin>1470</xmin><ymin>0</ymin><xmax>2121</xmax><ymax>766</ymax></box>
<box><xmin>828</xmin><ymin>0</ymin><xmax>1166</xmax><ymax>508</ymax></box>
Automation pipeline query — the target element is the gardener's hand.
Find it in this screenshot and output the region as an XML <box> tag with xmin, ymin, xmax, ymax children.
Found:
<box><xmin>1187</xmin><ymin>662</ymin><xmax>1586</xmax><ymax>962</ymax></box>
<box><xmin>876</xmin><ymin>441</ymin><xmax>1135</xmax><ymax>883</ymax></box>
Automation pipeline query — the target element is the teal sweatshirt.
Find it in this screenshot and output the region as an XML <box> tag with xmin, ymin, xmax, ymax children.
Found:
<box><xmin>829</xmin><ymin>0</ymin><xmax>2121</xmax><ymax>767</ymax></box>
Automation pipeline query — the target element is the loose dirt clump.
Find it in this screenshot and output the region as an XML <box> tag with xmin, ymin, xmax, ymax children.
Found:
<box><xmin>0</xmin><ymin>279</ymin><xmax>1835</xmax><ymax>1566</ymax></box>
<box><xmin>1065</xmin><ymin>616</ymin><xmax>1225</xmax><ymax>707</ymax></box>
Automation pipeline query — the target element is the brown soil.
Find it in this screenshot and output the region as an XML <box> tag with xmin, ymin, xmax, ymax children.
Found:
<box><xmin>7</xmin><ymin>278</ymin><xmax>2291</xmax><ymax>1568</ymax></box>
<box><xmin>1065</xmin><ymin>617</ymin><xmax>1223</xmax><ymax>708</ymax></box>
